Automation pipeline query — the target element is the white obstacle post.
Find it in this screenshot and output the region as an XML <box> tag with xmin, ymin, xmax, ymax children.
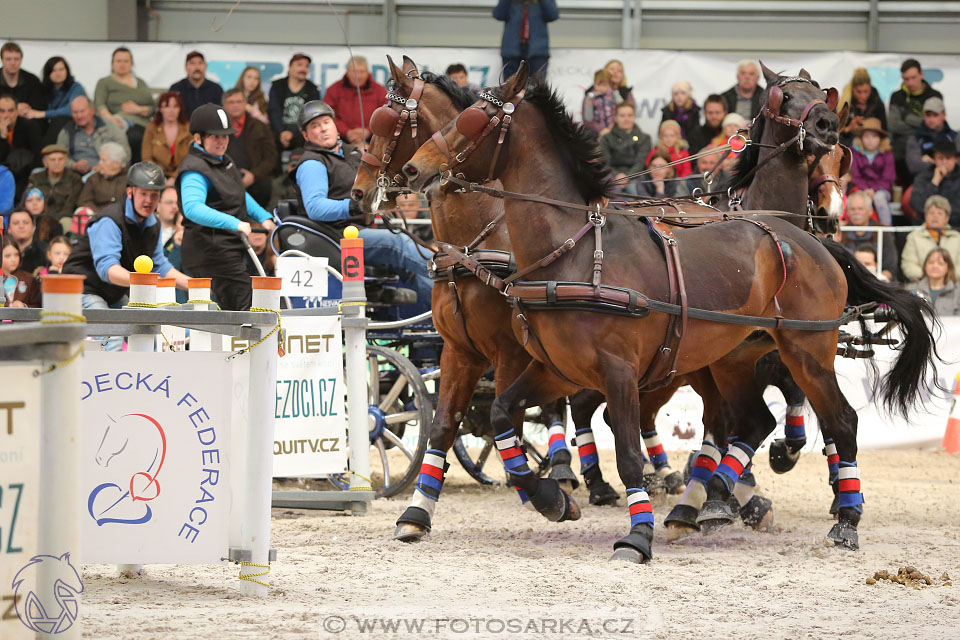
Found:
<box><xmin>339</xmin><ymin>230</ymin><xmax>372</xmax><ymax>493</ymax></box>
<box><xmin>187</xmin><ymin>277</ymin><xmax>221</xmax><ymax>351</ymax></box>
<box><xmin>238</xmin><ymin>276</ymin><xmax>282</xmax><ymax>596</ymax></box>
<box><xmin>37</xmin><ymin>274</ymin><xmax>85</xmax><ymax>640</ymax></box>
<box><xmin>118</xmin><ymin>271</ymin><xmax>157</xmax><ymax>577</ymax></box>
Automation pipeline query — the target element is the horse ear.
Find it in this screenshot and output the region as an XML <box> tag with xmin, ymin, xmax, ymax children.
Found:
<box><xmin>798</xmin><ymin>68</ymin><xmax>812</xmax><ymax>81</ymax></box>
<box><xmin>503</xmin><ymin>60</ymin><xmax>530</xmax><ymax>97</ymax></box>
<box><xmin>387</xmin><ymin>56</ymin><xmax>412</xmax><ymax>92</ymax></box>
<box><xmin>759</xmin><ymin>61</ymin><xmax>779</xmax><ymax>86</ymax></box>
<box><xmin>837</xmin><ymin>101</ymin><xmax>851</xmax><ymax>130</ymax></box>
<box><xmin>401</xmin><ymin>55</ymin><xmax>420</xmax><ymax>79</ymax></box>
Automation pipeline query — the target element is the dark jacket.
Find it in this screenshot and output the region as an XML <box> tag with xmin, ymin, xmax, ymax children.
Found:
<box><xmin>493</xmin><ymin>0</ymin><xmax>559</xmax><ymax>58</ymax></box>
<box><xmin>888</xmin><ymin>81</ymin><xmax>942</xmax><ymax>159</ymax></box>
<box><xmin>839</xmin><ymin>86</ymin><xmax>887</xmax><ymax>147</ymax></box>
<box><xmin>599</xmin><ymin>125</ymin><xmax>651</xmax><ymax>177</ymax></box>
<box><xmin>0</xmin><ymin>117</ymin><xmax>42</xmax><ymax>190</ymax></box>
<box><xmin>176</xmin><ymin>145</ymin><xmax>249</xmax><ymax>228</ymax></box>
<box><xmin>0</xmin><ymin>69</ymin><xmax>44</xmax><ymax>111</ymax></box>
<box><xmin>721</xmin><ymin>85</ymin><xmax>762</xmax><ymax>121</ymax></box>
<box><xmin>62</xmin><ymin>200</ymin><xmax>161</xmax><ymax>304</ymax></box>
<box><xmin>628</xmin><ymin>178</ymin><xmax>681</xmax><ymax>200</ymax></box>
<box><xmin>839</xmin><ymin>221</ymin><xmax>898</xmax><ymax>279</ymax></box>
<box><xmin>906</xmin><ymin>122</ymin><xmax>957</xmax><ymax>176</ymax></box>
<box><xmin>910</xmin><ymin>165</ymin><xmax>960</xmax><ymax>228</ymax></box>
<box><xmin>25</xmin><ymin>169</ymin><xmax>84</xmax><ymax>216</ymax></box>
<box><xmin>267</xmin><ymin>77</ymin><xmax>320</xmax><ymax>135</ymax></box>
<box><xmin>661</xmin><ymin>101</ymin><xmax>700</xmax><ymax>140</ymax></box>
<box><xmin>78</xmin><ymin>171</ymin><xmax>126</xmax><ymax>213</ymax></box>
<box><xmin>226</xmin><ymin>116</ymin><xmax>279</xmax><ymax>182</ymax></box>
<box><xmin>5</xmin><ymin>269</ymin><xmax>40</xmax><ymax>307</ymax></box>
<box><xmin>291</xmin><ymin>142</ymin><xmax>362</xmax><ymax>216</ymax></box>
<box><xmin>168</xmin><ymin>78</ymin><xmax>224</xmax><ymax>116</ymax></box>
<box><xmin>687</xmin><ymin>122</ymin><xmax>723</xmax><ymax>155</ymax></box>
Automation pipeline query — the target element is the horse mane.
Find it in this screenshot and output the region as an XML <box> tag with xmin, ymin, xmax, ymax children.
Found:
<box><xmin>387</xmin><ymin>72</ymin><xmax>479</xmax><ymax>111</ymax></box>
<box><xmin>495</xmin><ymin>78</ymin><xmax>613</xmax><ymax>201</ymax></box>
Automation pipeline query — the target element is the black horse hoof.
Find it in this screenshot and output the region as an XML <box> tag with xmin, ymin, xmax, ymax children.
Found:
<box><xmin>739</xmin><ymin>495</ymin><xmax>775</xmax><ymax>530</ymax></box>
<box><xmin>588</xmin><ymin>480</ymin><xmax>620</xmax><ymax>506</ymax></box>
<box><xmin>826</xmin><ymin>521</ymin><xmax>859</xmax><ymax>550</ymax></box>
<box><xmin>549</xmin><ymin>462</ymin><xmax>581</xmax><ymax>491</ymax></box>
<box><xmin>696</xmin><ymin>499</ymin><xmax>736</xmax><ymax>533</ymax></box>
<box><xmin>610</xmin><ymin>525</ymin><xmax>653</xmax><ymax>563</ymax></box>
<box><xmin>661</xmin><ymin>470</ymin><xmax>685</xmax><ymax>494</ymax></box>
<box><xmin>829</xmin><ymin>494</ymin><xmax>839</xmax><ymax>516</ymax></box>
<box><xmin>664</xmin><ymin>504</ymin><xmax>700</xmax><ymax>542</ymax></box>
<box><xmin>395</xmin><ymin>506</ymin><xmax>431</xmax><ymax>542</ymax></box>
<box><xmin>643</xmin><ymin>473</ymin><xmax>666</xmax><ymax>496</ymax></box>
<box><xmin>768</xmin><ymin>438</ymin><xmax>804</xmax><ymax>474</ymax></box>
<box><xmin>530</xmin><ymin>478</ymin><xmax>581</xmax><ymax>522</ymax></box>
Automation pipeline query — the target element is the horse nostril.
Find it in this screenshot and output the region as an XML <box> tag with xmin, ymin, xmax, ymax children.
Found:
<box><xmin>351</xmin><ymin>189</ymin><xmax>364</xmax><ymax>202</ymax></box>
<box><xmin>403</xmin><ymin>163</ymin><xmax>418</xmax><ymax>178</ymax></box>
<box><xmin>816</xmin><ymin>117</ymin><xmax>832</xmax><ymax>133</ymax></box>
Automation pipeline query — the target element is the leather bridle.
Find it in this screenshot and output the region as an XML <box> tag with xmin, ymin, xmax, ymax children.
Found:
<box><xmin>361</xmin><ymin>71</ymin><xmax>426</xmax><ymax>189</ymax></box>
<box><xmin>761</xmin><ymin>76</ymin><xmax>839</xmax><ymax>151</ymax></box>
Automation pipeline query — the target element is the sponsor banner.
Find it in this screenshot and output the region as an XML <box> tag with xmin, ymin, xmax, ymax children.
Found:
<box><xmin>80</xmin><ymin>352</ymin><xmax>231</xmax><ymax>564</ymax></box>
<box><xmin>0</xmin><ymin>366</ymin><xmax>41</xmax><ymax>640</ymax></box>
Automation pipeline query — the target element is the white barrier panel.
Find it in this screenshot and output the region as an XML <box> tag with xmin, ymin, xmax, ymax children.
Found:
<box><xmin>0</xmin><ymin>366</ymin><xmax>42</xmax><ymax>640</ymax></box>
<box><xmin>80</xmin><ymin>352</ymin><xmax>232</xmax><ymax>564</ymax></box>
<box><xmin>276</xmin><ymin>256</ymin><xmax>330</xmax><ymax>299</ymax></box>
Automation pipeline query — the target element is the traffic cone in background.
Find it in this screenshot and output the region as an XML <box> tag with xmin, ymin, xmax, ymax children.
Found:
<box><xmin>944</xmin><ymin>374</ymin><xmax>960</xmax><ymax>454</ymax></box>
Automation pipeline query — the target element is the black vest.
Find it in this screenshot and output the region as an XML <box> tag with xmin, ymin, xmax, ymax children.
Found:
<box><xmin>62</xmin><ymin>200</ymin><xmax>161</xmax><ymax>304</ymax></box>
<box><xmin>176</xmin><ymin>145</ymin><xmax>249</xmax><ymax>229</ymax></box>
<box><xmin>290</xmin><ymin>142</ymin><xmax>361</xmax><ymax>212</ymax></box>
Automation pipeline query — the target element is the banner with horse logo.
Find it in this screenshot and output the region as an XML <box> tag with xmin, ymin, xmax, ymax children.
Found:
<box><xmin>80</xmin><ymin>352</ymin><xmax>231</xmax><ymax>564</ymax></box>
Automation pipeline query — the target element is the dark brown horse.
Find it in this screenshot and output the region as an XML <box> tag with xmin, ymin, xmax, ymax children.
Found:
<box><xmin>402</xmin><ymin>63</ymin><xmax>938</xmax><ymax>562</ymax></box>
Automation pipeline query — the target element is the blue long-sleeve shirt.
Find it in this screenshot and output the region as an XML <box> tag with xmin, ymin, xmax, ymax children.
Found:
<box><xmin>46</xmin><ymin>82</ymin><xmax>86</xmax><ymax>119</ymax></box>
<box><xmin>296</xmin><ymin>157</ymin><xmax>351</xmax><ymax>222</ymax></box>
<box><xmin>180</xmin><ymin>144</ymin><xmax>272</xmax><ymax>230</ymax></box>
<box><xmin>88</xmin><ymin>198</ymin><xmax>174</xmax><ymax>282</ymax></box>
<box><xmin>0</xmin><ymin>166</ymin><xmax>14</xmax><ymax>218</ymax></box>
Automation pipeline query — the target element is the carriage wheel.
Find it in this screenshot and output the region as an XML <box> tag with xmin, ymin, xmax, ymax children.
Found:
<box><xmin>453</xmin><ymin>431</ymin><xmax>552</xmax><ymax>485</ymax></box>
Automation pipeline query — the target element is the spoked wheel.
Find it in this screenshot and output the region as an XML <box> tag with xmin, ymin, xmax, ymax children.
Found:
<box><xmin>453</xmin><ymin>406</ymin><xmax>554</xmax><ymax>485</ymax></box>
<box><xmin>331</xmin><ymin>345</ymin><xmax>432</xmax><ymax>498</ymax></box>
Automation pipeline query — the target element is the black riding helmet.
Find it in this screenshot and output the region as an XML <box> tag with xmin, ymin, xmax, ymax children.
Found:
<box><xmin>127</xmin><ymin>161</ymin><xmax>166</xmax><ymax>190</ymax></box>
<box><xmin>190</xmin><ymin>103</ymin><xmax>236</xmax><ymax>135</ymax></box>
<box><xmin>298</xmin><ymin>100</ymin><xmax>336</xmax><ymax>130</ymax></box>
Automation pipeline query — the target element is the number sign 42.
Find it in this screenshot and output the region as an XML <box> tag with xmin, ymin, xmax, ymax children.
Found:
<box><xmin>277</xmin><ymin>256</ymin><xmax>329</xmax><ymax>297</ymax></box>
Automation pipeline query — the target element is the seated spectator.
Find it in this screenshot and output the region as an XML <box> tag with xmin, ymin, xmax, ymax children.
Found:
<box><xmin>838</xmin><ymin>191</ymin><xmax>897</xmax><ymax>280</ymax></box>
<box><xmin>223</xmin><ymin>88</ymin><xmax>279</xmax><ymax>207</ymax></box>
<box><xmin>0</xmin><ymin>165</ymin><xmax>14</xmax><ymax>218</ymax></box>
<box><xmin>445</xmin><ymin>64</ymin><xmax>478</xmax><ymax>91</ymax></box>
<box><xmin>156</xmin><ymin>186</ymin><xmax>180</xmax><ymax>247</ymax></box>
<box><xmin>25</xmin><ymin>144</ymin><xmax>82</xmax><ymax>217</ymax></box>
<box><xmin>19</xmin><ymin>56</ymin><xmax>86</xmax><ymax>144</ymax></box>
<box><xmin>661</xmin><ymin>81</ymin><xmax>699</xmax><ymax>141</ymax></box>
<box><xmin>268</xmin><ymin>52</ymin><xmax>320</xmax><ymax>151</ymax></box>
<box><xmin>838</xmin><ymin>67</ymin><xmax>887</xmax><ymax>147</ymax></box>
<box><xmin>901</xmin><ymin>195</ymin><xmax>960</xmax><ymax>281</ymax></box>
<box><xmin>245</xmin><ymin>223</ymin><xmax>277</xmax><ymax>276</ymax></box>
<box><xmin>906</xmin><ymin>97</ymin><xmax>957</xmax><ymax>177</ymax></box>
<box><xmin>910</xmin><ymin>140</ymin><xmax>960</xmax><ymax>227</ymax></box>
<box><xmin>676</xmin><ymin>144</ymin><xmax>731</xmax><ymax>198</ymax></box>
<box><xmin>1</xmin><ymin>236</ymin><xmax>40</xmax><ymax>307</ymax></box>
<box><xmin>57</xmin><ymin>95</ymin><xmax>129</xmax><ymax>174</ymax></box>
<box><xmin>77</xmin><ymin>142</ymin><xmax>128</xmax><ymax>213</ymax></box>
<box><xmin>169</xmin><ymin>51</ymin><xmax>223</xmax><ymax>117</ymax></box>
<box><xmin>850</xmin><ymin>118</ymin><xmax>895</xmax><ymax>225</ymax></box>
<box><xmin>395</xmin><ymin>192</ymin><xmax>433</xmax><ymax>243</ymax></box>
<box><xmin>853</xmin><ymin>244</ymin><xmax>888</xmax><ymax>281</ymax></box>
<box><xmin>889</xmin><ymin>59</ymin><xmax>942</xmax><ymax>185</ymax></box>
<box><xmin>323</xmin><ymin>56</ymin><xmax>387</xmax><ymax>146</ymax></box>
<box><xmin>905</xmin><ymin>247</ymin><xmax>960</xmax><ymax>315</ymax></box>
<box><xmin>599</xmin><ymin>102</ymin><xmax>651</xmax><ymax>180</ymax></box>
<box><xmin>722</xmin><ymin>60</ymin><xmax>762</xmax><ymax>122</ymax></box>
<box><xmin>4</xmin><ymin>209</ymin><xmax>47</xmax><ymax>272</ymax></box>
<box><xmin>233</xmin><ymin>66</ymin><xmax>269</xmax><ymax>124</ymax></box>
<box><xmin>688</xmin><ymin>93</ymin><xmax>727</xmax><ymax>154</ymax></box>
<box><xmin>603</xmin><ymin>59</ymin><xmax>636</xmax><ymax>108</ymax></box>
<box><xmin>0</xmin><ymin>42</ymin><xmax>44</xmax><ymax>113</ymax></box>
<box><xmin>37</xmin><ymin>235</ymin><xmax>71</xmax><ymax>277</ymax></box>
<box><xmin>713</xmin><ymin>112</ymin><xmax>747</xmax><ymax>148</ymax></box>
<box><xmin>141</xmin><ymin>91</ymin><xmax>191</xmax><ymax>185</ymax></box>
<box><xmin>20</xmin><ymin>188</ymin><xmax>59</xmax><ymax>243</ymax></box>
<box><xmin>94</xmin><ymin>47</ymin><xmax>154</xmax><ymax>163</ymax></box>
<box><xmin>0</xmin><ymin>92</ymin><xmax>42</xmax><ymax>194</ymax></box>
<box><xmin>581</xmin><ymin>69</ymin><xmax>617</xmax><ymax>139</ymax></box>
<box><xmin>646</xmin><ymin>120</ymin><xmax>691</xmax><ymax>177</ymax></box>
<box><xmin>627</xmin><ymin>150</ymin><xmax>680</xmax><ymax>199</ymax></box>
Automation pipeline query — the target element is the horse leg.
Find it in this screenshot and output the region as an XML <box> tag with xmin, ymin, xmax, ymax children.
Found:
<box><xmin>760</xmin><ymin>351</ymin><xmax>809</xmax><ymax>474</ymax></box>
<box><xmin>540</xmin><ymin>398</ymin><xmax>580</xmax><ymax>491</ymax></box>
<box><xmin>395</xmin><ymin>350</ymin><xmax>490</xmax><ymax>542</ymax></box>
<box><xmin>490</xmin><ymin>361</ymin><xmax>582</xmax><ymax>522</ymax></box>
<box><xmin>637</xmin><ymin>381</ymin><xmax>686</xmax><ymax>495</ymax></box>
<box><xmin>568</xmin><ymin>389</ymin><xmax>619</xmax><ymax>505</ymax></box>
<box><xmin>774</xmin><ymin>333</ymin><xmax>863</xmax><ymax>550</ymax></box>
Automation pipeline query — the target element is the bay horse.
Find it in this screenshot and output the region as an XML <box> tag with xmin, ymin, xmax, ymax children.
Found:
<box><xmin>402</xmin><ymin>62</ymin><xmax>938</xmax><ymax>562</ymax></box>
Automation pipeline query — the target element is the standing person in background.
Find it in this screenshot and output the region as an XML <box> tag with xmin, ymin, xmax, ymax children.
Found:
<box><xmin>661</xmin><ymin>81</ymin><xmax>699</xmax><ymax>141</ymax></box>
<box><xmin>889</xmin><ymin>58</ymin><xmax>942</xmax><ymax>185</ymax></box>
<box><xmin>223</xmin><ymin>88</ymin><xmax>279</xmax><ymax>207</ymax></box>
<box><xmin>233</xmin><ymin>66</ymin><xmax>269</xmax><ymax>124</ymax></box>
<box><xmin>177</xmin><ymin>103</ymin><xmax>277</xmax><ymax>311</ymax></box>
<box><xmin>721</xmin><ymin>60</ymin><xmax>762</xmax><ymax>122</ymax></box>
<box><xmin>687</xmin><ymin>94</ymin><xmax>728</xmax><ymax>154</ymax></box>
<box><xmin>169</xmin><ymin>51</ymin><xmax>223</xmax><ymax>117</ymax></box>
<box><xmin>0</xmin><ymin>42</ymin><xmax>44</xmax><ymax>113</ymax></box>
<box><xmin>141</xmin><ymin>91</ymin><xmax>192</xmax><ymax>186</ymax></box>
<box><xmin>94</xmin><ymin>47</ymin><xmax>155</xmax><ymax>164</ymax></box>
<box><xmin>837</xmin><ymin>67</ymin><xmax>887</xmax><ymax>147</ymax></box>
<box><xmin>493</xmin><ymin>0</ymin><xmax>558</xmax><ymax>79</ymax></box>
<box><xmin>581</xmin><ymin>69</ymin><xmax>617</xmax><ymax>140</ymax></box>
<box><xmin>850</xmin><ymin>118</ymin><xmax>896</xmax><ymax>225</ymax></box>
<box><xmin>19</xmin><ymin>56</ymin><xmax>86</xmax><ymax>145</ymax></box>
<box><xmin>322</xmin><ymin>56</ymin><xmax>387</xmax><ymax>148</ymax></box>
<box><xmin>268</xmin><ymin>52</ymin><xmax>319</xmax><ymax>153</ymax></box>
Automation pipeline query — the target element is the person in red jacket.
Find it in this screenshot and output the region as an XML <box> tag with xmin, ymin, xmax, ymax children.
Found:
<box><xmin>322</xmin><ymin>57</ymin><xmax>386</xmax><ymax>147</ymax></box>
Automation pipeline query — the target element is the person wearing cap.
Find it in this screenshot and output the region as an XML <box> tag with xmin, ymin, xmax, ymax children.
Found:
<box><xmin>268</xmin><ymin>53</ymin><xmax>319</xmax><ymax>151</ymax></box>
<box><xmin>322</xmin><ymin>56</ymin><xmax>387</xmax><ymax>146</ymax></box>
<box><xmin>850</xmin><ymin>117</ymin><xmax>896</xmax><ymax>226</ymax></box>
<box><xmin>169</xmin><ymin>51</ymin><xmax>224</xmax><ymax>117</ymax></box>
<box><xmin>176</xmin><ymin>103</ymin><xmax>277</xmax><ymax>311</ymax></box>
<box><xmin>62</xmin><ymin>161</ymin><xmax>190</xmax><ymax>349</ymax></box>
<box><xmin>910</xmin><ymin>139</ymin><xmax>960</xmax><ymax>228</ymax></box>
<box><xmin>906</xmin><ymin>97</ymin><xmax>959</xmax><ymax>177</ymax></box>
<box><xmin>293</xmin><ymin>100</ymin><xmax>432</xmax><ymax>315</ymax></box>
<box><xmin>24</xmin><ymin>143</ymin><xmax>83</xmax><ymax>216</ymax></box>
<box><xmin>888</xmin><ymin>59</ymin><xmax>943</xmax><ymax>184</ymax></box>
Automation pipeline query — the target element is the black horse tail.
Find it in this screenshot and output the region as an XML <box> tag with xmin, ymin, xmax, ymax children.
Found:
<box><xmin>819</xmin><ymin>237</ymin><xmax>943</xmax><ymax>417</ymax></box>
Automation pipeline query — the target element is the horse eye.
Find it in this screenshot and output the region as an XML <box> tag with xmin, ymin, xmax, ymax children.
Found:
<box><xmin>782</xmin><ymin>93</ymin><xmax>791</xmax><ymax>102</ymax></box>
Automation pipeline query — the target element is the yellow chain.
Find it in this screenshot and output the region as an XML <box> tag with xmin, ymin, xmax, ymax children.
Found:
<box><xmin>33</xmin><ymin>311</ymin><xmax>87</xmax><ymax>376</ymax></box>
<box><xmin>187</xmin><ymin>299</ymin><xmax>221</xmax><ymax>309</ymax></box>
<box><xmin>125</xmin><ymin>301</ymin><xmax>176</xmax><ymax>349</ymax></box>
<box><xmin>237</xmin><ymin>561</ymin><xmax>271</xmax><ymax>587</ymax></box>
<box><xmin>228</xmin><ymin>307</ymin><xmax>281</xmax><ymax>359</ymax></box>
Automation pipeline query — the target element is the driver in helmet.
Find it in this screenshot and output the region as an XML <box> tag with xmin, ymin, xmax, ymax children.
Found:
<box><xmin>293</xmin><ymin>100</ymin><xmax>432</xmax><ymax>315</ymax></box>
<box><xmin>176</xmin><ymin>103</ymin><xmax>277</xmax><ymax>311</ymax></box>
<box><xmin>62</xmin><ymin>160</ymin><xmax>191</xmax><ymax>350</ymax></box>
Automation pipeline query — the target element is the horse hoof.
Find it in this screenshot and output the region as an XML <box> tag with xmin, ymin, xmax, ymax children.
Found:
<box><xmin>768</xmin><ymin>438</ymin><xmax>803</xmax><ymax>474</ymax></box>
<box><xmin>664</xmin><ymin>504</ymin><xmax>701</xmax><ymax>532</ymax></box>
<box><xmin>739</xmin><ymin>495</ymin><xmax>775</xmax><ymax>531</ymax></box>
<box><xmin>564</xmin><ymin>490</ymin><xmax>582</xmax><ymax>521</ymax></box>
<box><xmin>530</xmin><ymin>478</ymin><xmax>581</xmax><ymax>522</ymax></box>
<box><xmin>612</xmin><ymin>525</ymin><xmax>653</xmax><ymax>563</ymax></box>
<box><xmin>394</xmin><ymin>523</ymin><xmax>429</xmax><ymax>542</ymax></box>
<box><xmin>643</xmin><ymin>473</ymin><xmax>666</xmax><ymax>496</ymax></box>
<box><xmin>661</xmin><ymin>470</ymin><xmax>685</xmax><ymax>494</ymax></box>
<box><xmin>609</xmin><ymin>547</ymin><xmax>643</xmax><ymax>563</ymax></box>
<box><xmin>588</xmin><ymin>481</ymin><xmax>620</xmax><ymax>506</ymax></box>
<box><xmin>549</xmin><ymin>462</ymin><xmax>581</xmax><ymax>491</ymax></box>
<box><xmin>826</xmin><ymin>521</ymin><xmax>859</xmax><ymax>550</ymax></box>
<box><xmin>665</xmin><ymin>522</ymin><xmax>698</xmax><ymax>543</ymax></box>
<box><xmin>696</xmin><ymin>499</ymin><xmax>736</xmax><ymax>533</ymax></box>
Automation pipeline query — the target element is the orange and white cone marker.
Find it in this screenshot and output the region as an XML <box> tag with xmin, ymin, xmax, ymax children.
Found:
<box><xmin>943</xmin><ymin>373</ymin><xmax>960</xmax><ymax>455</ymax></box>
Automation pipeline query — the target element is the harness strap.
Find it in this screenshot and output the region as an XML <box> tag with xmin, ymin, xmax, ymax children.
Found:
<box><xmin>729</xmin><ymin>217</ymin><xmax>789</xmax><ymax>322</ymax></box>
<box><xmin>504</xmin><ymin>217</ymin><xmax>597</xmax><ymax>284</ymax></box>
<box><xmin>465</xmin><ymin>210</ymin><xmax>507</xmax><ymax>252</ymax></box>
<box><xmin>444</xmin><ymin>268</ymin><xmax>484</xmax><ymax>358</ymax></box>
